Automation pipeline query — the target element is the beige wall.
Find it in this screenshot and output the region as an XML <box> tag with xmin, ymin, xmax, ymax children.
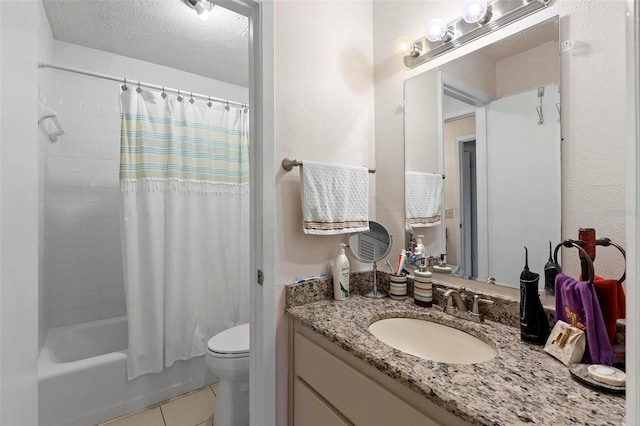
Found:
<box><xmin>373</xmin><ymin>0</ymin><xmax>627</xmax><ymax>282</ymax></box>
<box><xmin>274</xmin><ymin>1</ymin><xmax>375</xmax><ymax>423</ymax></box>
<box><xmin>443</xmin><ymin>116</ymin><xmax>476</xmax><ymax>266</ymax></box>
<box><xmin>496</xmin><ymin>40</ymin><xmax>559</xmax><ymax>98</ymax></box>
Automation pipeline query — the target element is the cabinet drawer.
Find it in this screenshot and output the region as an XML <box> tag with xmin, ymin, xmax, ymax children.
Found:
<box><xmin>294</xmin><ymin>328</ymin><xmax>440</xmax><ymax>426</ymax></box>
<box><xmin>294</xmin><ymin>377</ymin><xmax>351</xmax><ymax>426</ymax></box>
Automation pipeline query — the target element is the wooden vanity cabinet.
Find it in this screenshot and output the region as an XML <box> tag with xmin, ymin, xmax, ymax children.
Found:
<box><xmin>288</xmin><ymin>319</ymin><xmax>470</xmax><ymax>426</ymax></box>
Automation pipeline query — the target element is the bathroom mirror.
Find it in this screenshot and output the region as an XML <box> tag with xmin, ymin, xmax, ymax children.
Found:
<box><xmin>404</xmin><ymin>17</ymin><xmax>561</xmax><ymax>289</ymax></box>
<box><xmin>348</xmin><ymin>221</ymin><xmax>393</xmax><ymax>298</ymax></box>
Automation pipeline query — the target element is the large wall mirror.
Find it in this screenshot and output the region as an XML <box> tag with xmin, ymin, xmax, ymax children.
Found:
<box><xmin>404</xmin><ymin>17</ymin><xmax>560</xmax><ymax>289</ymax></box>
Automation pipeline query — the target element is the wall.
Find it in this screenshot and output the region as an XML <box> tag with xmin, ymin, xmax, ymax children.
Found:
<box><xmin>496</xmin><ymin>41</ymin><xmax>559</xmax><ymax>98</ymax></box>
<box><xmin>274</xmin><ymin>1</ymin><xmax>375</xmax><ymax>423</ymax></box>
<box><xmin>39</xmin><ymin>41</ymin><xmax>249</xmax><ymax>328</ymax></box>
<box><xmin>40</xmin><ymin>69</ymin><xmax>126</xmax><ymax>327</ymax></box>
<box><xmin>373</xmin><ymin>0</ymin><xmax>627</xmax><ymax>284</ymax></box>
<box><xmin>38</xmin><ymin>0</ymin><xmax>56</xmax><ymax>350</ymax></box>
<box><xmin>0</xmin><ymin>1</ymin><xmax>39</xmax><ymax>423</ymax></box>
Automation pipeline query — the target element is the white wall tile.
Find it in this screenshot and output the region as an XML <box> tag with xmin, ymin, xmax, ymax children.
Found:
<box><xmin>81</xmin><ymin>143</ymin><xmax>102</xmax><ymax>159</ymax></box>
<box><xmin>82</xmin><ymin>113</ymin><xmax>101</xmax><ymax>130</ymax></box>
<box><xmin>62</xmin><ymin>96</ymin><xmax>82</xmax><ymax>113</ymax></box>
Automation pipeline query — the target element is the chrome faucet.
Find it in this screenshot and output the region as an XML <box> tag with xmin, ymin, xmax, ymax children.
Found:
<box><xmin>442</xmin><ymin>288</ymin><xmax>467</xmax><ymax>315</ymax></box>
<box><xmin>438</xmin><ymin>287</ymin><xmax>495</xmax><ymax>323</ymax></box>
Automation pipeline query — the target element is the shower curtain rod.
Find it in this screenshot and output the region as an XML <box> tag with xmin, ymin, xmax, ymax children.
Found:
<box><xmin>38</xmin><ymin>62</ymin><xmax>249</xmax><ymax>108</ymax></box>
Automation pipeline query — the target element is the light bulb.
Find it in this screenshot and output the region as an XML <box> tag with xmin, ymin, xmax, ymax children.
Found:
<box><xmin>195</xmin><ymin>0</ymin><xmax>212</xmax><ymax>20</ymax></box>
<box><xmin>394</xmin><ymin>36</ymin><xmax>419</xmax><ymax>57</ymax></box>
<box><xmin>462</xmin><ymin>0</ymin><xmax>490</xmax><ymax>24</ymax></box>
<box><xmin>425</xmin><ymin>18</ymin><xmax>451</xmax><ymax>43</ymax></box>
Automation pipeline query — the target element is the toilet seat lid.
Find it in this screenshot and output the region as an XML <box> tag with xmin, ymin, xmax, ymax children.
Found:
<box><xmin>207</xmin><ymin>323</ymin><xmax>249</xmax><ymax>355</ymax></box>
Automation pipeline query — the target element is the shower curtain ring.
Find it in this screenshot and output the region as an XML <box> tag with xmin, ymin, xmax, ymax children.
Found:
<box><xmin>207</xmin><ymin>96</ymin><xmax>212</xmax><ymax>108</ymax></box>
<box><xmin>177</xmin><ymin>90</ymin><xmax>183</xmax><ymax>102</ymax></box>
<box><xmin>161</xmin><ymin>86</ymin><xmax>167</xmax><ymax>99</ymax></box>
<box><xmin>121</xmin><ymin>78</ymin><xmax>128</xmax><ymax>91</ymax></box>
<box><xmin>225</xmin><ymin>100</ymin><xmax>230</xmax><ymax>111</ymax></box>
<box><xmin>136</xmin><ymin>81</ymin><xmax>142</xmax><ymax>94</ymax></box>
<box><xmin>189</xmin><ymin>92</ymin><xmax>195</xmax><ymax>104</ymax></box>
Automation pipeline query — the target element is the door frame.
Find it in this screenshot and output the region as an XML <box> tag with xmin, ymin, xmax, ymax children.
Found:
<box><xmin>218</xmin><ymin>1</ymin><xmax>275</xmax><ymax>424</ymax></box>
<box><xmin>454</xmin><ymin>133</ymin><xmax>476</xmax><ymax>278</ymax></box>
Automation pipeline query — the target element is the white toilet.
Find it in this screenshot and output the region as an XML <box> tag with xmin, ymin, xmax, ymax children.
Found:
<box><xmin>205</xmin><ymin>323</ymin><xmax>250</xmax><ymax>426</ymax></box>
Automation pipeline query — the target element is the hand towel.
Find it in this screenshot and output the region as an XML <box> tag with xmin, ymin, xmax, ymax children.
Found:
<box><xmin>300</xmin><ymin>161</ymin><xmax>369</xmax><ymax>235</ymax></box>
<box><xmin>591</xmin><ymin>275</ymin><xmax>626</xmax><ymax>344</ymax></box>
<box><xmin>405</xmin><ymin>172</ymin><xmax>443</xmax><ymax>228</ymax></box>
<box><xmin>555</xmin><ymin>273</ymin><xmax>617</xmax><ymax>365</ymax></box>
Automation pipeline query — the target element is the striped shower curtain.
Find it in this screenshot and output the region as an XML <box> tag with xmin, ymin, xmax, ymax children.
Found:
<box><xmin>119</xmin><ymin>89</ymin><xmax>249</xmax><ymax>380</ymax></box>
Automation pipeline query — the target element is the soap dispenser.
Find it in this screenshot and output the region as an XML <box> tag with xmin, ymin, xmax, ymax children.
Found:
<box><xmin>414</xmin><ymin>235</ymin><xmax>425</xmax><ymax>259</ymax></box>
<box><xmin>520</xmin><ymin>247</ymin><xmax>550</xmax><ymax>344</ymax></box>
<box><xmin>333</xmin><ymin>243</ymin><xmax>350</xmax><ymax>301</ymax></box>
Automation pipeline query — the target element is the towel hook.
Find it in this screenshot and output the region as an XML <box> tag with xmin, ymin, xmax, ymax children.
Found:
<box><xmin>553</xmin><ymin>239</ymin><xmax>594</xmax><ymax>287</ymax></box>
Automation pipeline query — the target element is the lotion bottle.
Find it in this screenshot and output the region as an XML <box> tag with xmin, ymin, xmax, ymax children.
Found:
<box><xmin>333</xmin><ymin>243</ymin><xmax>350</xmax><ymax>301</ymax></box>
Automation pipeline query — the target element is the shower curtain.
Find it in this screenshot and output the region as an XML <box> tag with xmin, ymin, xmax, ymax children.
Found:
<box><xmin>119</xmin><ymin>89</ymin><xmax>250</xmax><ymax>380</ymax></box>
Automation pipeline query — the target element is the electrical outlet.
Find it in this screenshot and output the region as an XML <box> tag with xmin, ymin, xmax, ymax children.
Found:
<box><xmin>445</xmin><ymin>208</ymin><xmax>454</xmax><ymax>218</ymax></box>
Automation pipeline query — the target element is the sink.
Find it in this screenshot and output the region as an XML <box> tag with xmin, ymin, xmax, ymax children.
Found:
<box><xmin>368</xmin><ymin>318</ymin><xmax>497</xmax><ymax>364</ymax></box>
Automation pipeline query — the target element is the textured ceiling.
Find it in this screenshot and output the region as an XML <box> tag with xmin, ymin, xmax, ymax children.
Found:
<box><xmin>42</xmin><ymin>0</ymin><xmax>249</xmax><ymax>87</ymax></box>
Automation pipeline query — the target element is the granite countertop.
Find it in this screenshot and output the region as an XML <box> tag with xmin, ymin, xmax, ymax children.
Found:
<box><xmin>287</xmin><ymin>295</ymin><xmax>625</xmax><ymax>426</ymax></box>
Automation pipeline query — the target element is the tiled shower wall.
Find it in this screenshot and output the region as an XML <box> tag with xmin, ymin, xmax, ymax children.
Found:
<box><xmin>40</xmin><ymin>70</ymin><xmax>126</xmax><ymax>327</ymax></box>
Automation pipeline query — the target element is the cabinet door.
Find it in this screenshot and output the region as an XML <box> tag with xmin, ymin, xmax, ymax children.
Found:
<box><xmin>294</xmin><ymin>377</ymin><xmax>351</xmax><ymax>426</ymax></box>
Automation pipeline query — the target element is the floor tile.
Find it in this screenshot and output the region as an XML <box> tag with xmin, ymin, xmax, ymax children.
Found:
<box><xmin>210</xmin><ymin>383</ymin><xmax>219</xmax><ymax>396</ymax></box>
<box><xmin>161</xmin><ymin>387</ymin><xmax>215</xmax><ymax>426</ymax></box>
<box><xmin>98</xmin><ymin>406</ymin><xmax>165</xmax><ymax>426</ymax></box>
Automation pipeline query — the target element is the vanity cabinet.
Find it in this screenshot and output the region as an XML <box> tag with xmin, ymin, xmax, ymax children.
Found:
<box><xmin>288</xmin><ymin>320</ymin><xmax>469</xmax><ymax>426</ymax></box>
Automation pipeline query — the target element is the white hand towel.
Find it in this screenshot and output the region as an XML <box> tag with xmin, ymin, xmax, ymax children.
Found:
<box><xmin>405</xmin><ymin>171</ymin><xmax>443</xmax><ymax>228</ymax></box>
<box><xmin>301</xmin><ymin>161</ymin><xmax>370</xmax><ymax>235</ymax></box>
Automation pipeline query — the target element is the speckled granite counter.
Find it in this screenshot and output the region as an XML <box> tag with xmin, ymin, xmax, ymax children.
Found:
<box><xmin>287</xmin><ymin>295</ymin><xmax>625</xmax><ymax>425</ymax></box>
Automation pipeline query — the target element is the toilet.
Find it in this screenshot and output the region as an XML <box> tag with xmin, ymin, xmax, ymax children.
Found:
<box><xmin>205</xmin><ymin>323</ymin><xmax>250</xmax><ymax>426</ymax></box>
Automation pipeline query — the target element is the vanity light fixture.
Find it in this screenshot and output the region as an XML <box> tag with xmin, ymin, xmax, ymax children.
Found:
<box><xmin>183</xmin><ymin>0</ymin><xmax>214</xmax><ymax>21</ymax></box>
<box><xmin>425</xmin><ymin>18</ymin><xmax>453</xmax><ymax>43</ymax></box>
<box><xmin>399</xmin><ymin>0</ymin><xmax>553</xmax><ymax>69</ymax></box>
<box><xmin>394</xmin><ymin>36</ymin><xmax>421</xmax><ymax>57</ymax></box>
<box><xmin>462</xmin><ymin>0</ymin><xmax>491</xmax><ymax>24</ymax></box>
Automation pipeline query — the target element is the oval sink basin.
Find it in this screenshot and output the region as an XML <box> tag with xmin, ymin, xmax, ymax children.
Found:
<box><xmin>368</xmin><ymin>318</ymin><xmax>497</xmax><ymax>364</ymax></box>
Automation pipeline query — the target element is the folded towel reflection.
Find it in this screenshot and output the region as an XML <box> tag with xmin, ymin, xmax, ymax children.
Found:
<box><xmin>300</xmin><ymin>161</ymin><xmax>369</xmax><ymax>235</ymax></box>
<box><xmin>405</xmin><ymin>172</ymin><xmax>443</xmax><ymax>228</ymax></box>
<box><xmin>555</xmin><ymin>273</ymin><xmax>617</xmax><ymax>365</ymax></box>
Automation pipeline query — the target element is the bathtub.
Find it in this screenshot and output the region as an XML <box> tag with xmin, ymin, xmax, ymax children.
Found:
<box><xmin>38</xmin><ymin>316</ymin><xmax>215</xmax><ymax>426</ymax></box>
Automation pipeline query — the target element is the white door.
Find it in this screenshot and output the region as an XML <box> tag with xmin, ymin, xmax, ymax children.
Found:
<box><xmin>486</xmin><ymin>84</ymin><xmax>561</xmax><ymax>287</ymax></box>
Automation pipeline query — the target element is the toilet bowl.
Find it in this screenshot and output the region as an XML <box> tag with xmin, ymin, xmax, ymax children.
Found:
<box><xmin>205</xmin><ymin>323</ymin><xmax>250</xmax><ymax>426</ymax></box>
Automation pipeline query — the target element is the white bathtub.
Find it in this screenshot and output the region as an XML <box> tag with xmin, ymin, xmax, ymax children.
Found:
<box><xmin>38</xmin><ymin>316</ymin><xmax>215</xmax><ymax>426</ymax></box>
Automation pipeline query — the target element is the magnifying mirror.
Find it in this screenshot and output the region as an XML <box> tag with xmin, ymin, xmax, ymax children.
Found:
<box><xmin>347</xmin><ymin>221</ymin><xmax>393</xmax><ymax>299</ymax></box>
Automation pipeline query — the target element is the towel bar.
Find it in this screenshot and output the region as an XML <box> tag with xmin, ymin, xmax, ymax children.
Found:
<box><xmin>553</xmin><ymin>239</ymin><xmax>595</xmax><ymax>287</ymax></box>
<box><xmin>281</xmin><ymin>158</ymin><xmax>376</xmax><ymax>174</ymax></box>
<box><xmin>553</xmin><ymin>236</ymin><xmax>626</xmax><ymax>285</ymax></box>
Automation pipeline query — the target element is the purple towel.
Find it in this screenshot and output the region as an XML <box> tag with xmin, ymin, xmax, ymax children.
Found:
<box><xmin>555</xmin><ymin>273</ymin><xmax>617</xmax><ymax>365</ymax></box>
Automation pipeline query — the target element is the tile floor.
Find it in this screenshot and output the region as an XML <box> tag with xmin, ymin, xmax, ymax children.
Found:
<box><xmin>98</xmin><ymin>384</ymin><xmax>218</xmax><ymax>426</ymax></box>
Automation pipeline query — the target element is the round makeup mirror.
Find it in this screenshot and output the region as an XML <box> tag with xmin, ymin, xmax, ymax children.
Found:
<box><xmin>348</xmin><ymin>221</ymin><xmax>393</xmax><ymax>299</ymax></box>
